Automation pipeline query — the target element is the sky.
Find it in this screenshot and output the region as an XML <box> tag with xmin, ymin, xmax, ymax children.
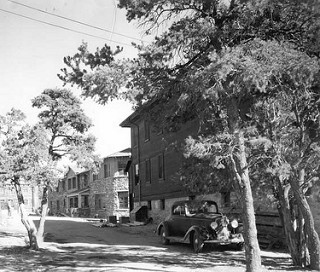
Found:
<box><xmin>0</xmin><ymin>0</ymin><xmax>151</xmax><ymax>158</ymax></box>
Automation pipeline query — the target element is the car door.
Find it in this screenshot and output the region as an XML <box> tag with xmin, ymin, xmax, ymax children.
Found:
<box><xmin>168</xmin><ymin>204</ymin><xmax>188</xmax><ymax>237</ymax></box>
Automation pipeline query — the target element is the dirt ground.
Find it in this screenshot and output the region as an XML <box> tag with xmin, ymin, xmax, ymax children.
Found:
<box><xmin>0</xmin><ymin>215</ymin><xmax>316</xmax><ymax>272</ymax></box>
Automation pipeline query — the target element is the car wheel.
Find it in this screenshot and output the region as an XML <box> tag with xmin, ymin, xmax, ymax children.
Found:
<box><xmin>192</xmin><ymin>231</ymin><xmax>204</xmax><ymax>253</ymax></box>
<box><xmin>160</xmin><ymin>227</ymin><xmax>170</xmax><ymax>245</ymax></box>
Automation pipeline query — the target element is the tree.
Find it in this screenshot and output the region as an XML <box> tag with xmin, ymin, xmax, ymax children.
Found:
<box><xmin>58</xmin><ymin>0</ymin><xmax>320</xmax><ymax>270</ymax></box>
<box><xmin>245</xmin><ymin>41</ymin><xmax>320</xmax><ymax>269</ymax></box>
<box><xmin>0</xmin><ymin>109</ymin><xmax>60</xmax><ymax>250</ymax></box>
<box><xmin>31</xmin><ymin>88</ymin><xmax>98</xmax><ymax>245</ymax></box>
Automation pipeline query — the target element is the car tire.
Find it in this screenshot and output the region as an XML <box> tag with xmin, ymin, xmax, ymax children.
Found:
<box><xmin>192</xmin><ymin>231</ymin><xmax>204</xmax><ymax>253</ymax></box>
<box><xmin>160</xmin><ymin>227</ymin><xmax>170</xmax><ymax>245</ymax></box>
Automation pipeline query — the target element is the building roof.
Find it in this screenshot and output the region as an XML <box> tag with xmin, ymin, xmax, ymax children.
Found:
<box><xmin>105</xmin><ymin>148</ymin><xmax>131</xmax><ymax>159</ymax></box>
<box><xmin>120</xmin><ymin>100</ymin><xmax>155</xmax><ymax>127</ymax></box>
<box><xmin>119</xmin><ymin>110</ymin><xmax>140</xmax><ymax>127</ymax></box>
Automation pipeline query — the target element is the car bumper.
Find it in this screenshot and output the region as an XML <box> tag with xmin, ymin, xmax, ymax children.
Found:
<box><xmin>204</xmin><ymin>235</ymin><xmax>244</xmax><ymax>245</ymax></box>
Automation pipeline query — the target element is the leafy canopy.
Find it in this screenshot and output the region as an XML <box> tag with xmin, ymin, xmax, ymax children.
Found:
<box><xmin>32</xmin><ymin>88</ymin><xmax>99</xmax><ymax>169</ymax></box>
<box><xmin>0</xmin><ymin>108</ymin><xmax>61</xmax><ymax>186</ymax></box>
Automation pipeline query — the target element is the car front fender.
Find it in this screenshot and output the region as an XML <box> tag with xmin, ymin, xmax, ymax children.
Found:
<box><xmin>184</xmin><ymin>225</ymin><xmax>207</xmax><ymax>242</ymax></box>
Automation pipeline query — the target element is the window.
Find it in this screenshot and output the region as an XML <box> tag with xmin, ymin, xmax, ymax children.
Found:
<box><xmin>134</xmin><ymin>164</ymin><xmax>139</xmax><ymax>185</ymax></box>
<box><xmin>62</xmin><ymin>180</ymin><xmax>65</xmax><ymax>190</ymax></box>
<box><xmin>118</xmin><ymin>192</ymin><xmax>128</xmax><ymax>209</ymax></box>
<box><xmin>132</xmin><ymin>126</ymin><xmax>138</xmax><ymax>147</ymax></box>
<box><xmin>77</xmin><ymin>176</ymin><xmax>80</xmax><ymax>189</ymax></box>
<box><xmin>173</xmin><ymin>205</ymin><xmax>185</xmax><ymax>215</ymax></box>
<box><xmin>95</xmin><ymin>194</ymin><xmax>105</xmax><ymax>209</ymax></box>
<box><xmin>144</xmin><ymin>120</ymin><xmax>150</xmax><ymax>141</ymax></box>
<box><xmin>70</xmin><ymin>198</ymin><xmax>74</xmax><ymax>208</ymax></box>
<box><xmin>81</xmin><ymin>195</ymin><xmax>89</xmax><ymax>208</ymax></box>
<box><xmin>118</xmin><ymin>159</ymin><xmax>127</xmax><ymax>175</ymax></box>
<box><xmin>93</xmin><ymin>173</ymin><xmax>98</xmax><ymax>181</ymax></box>
<box><xmin>68</xmin><ymin>179</ymin><xmax>71</xmax><ymax>190</ymax></box>
<box><xmin>74</xmin><ymin>197</ymin><xmax>78</xmax><ymax>208</ymax></box>
<box><xmin>160</xmin><ymin>199</ymin><xmax>165</xmax><ymax>210</ymax></box>
<box><xmin>83</xmin><ymin>174</ymin><xmax>88</xmax><ymax>187</ymax></box>
<box><xmin>147</xmin><ymin>200</ymin><xmax>152</xmax><ymax>210</ymax></box>
<box><xmin>145</xmin><ymin>159</ymin><xmax>151</xmax><ymax>183</ymax></box>
<box><xmin>72</xmin><ymin>177</ymin><xmax>76</xmax><ymax>189</ymax></box>
<box><xmin>104</xmin><ymin>163</ymin><xmax>111</xmax><ymax>178</ymax></box>
<box><xmin>158</xmin><ymin>154</ymin><xmax>164</xmax><ymax>179</ymax></box>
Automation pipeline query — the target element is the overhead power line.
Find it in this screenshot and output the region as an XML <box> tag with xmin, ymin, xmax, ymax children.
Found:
<box><xmin>8</xmin><ymin>0</ymin><xmax>144</xmax><ymax>43</ymax></box>
<box><xmin>0</xmin><ymin>8</ymin><xmax>132</xmax><ymax>46</ymax></box>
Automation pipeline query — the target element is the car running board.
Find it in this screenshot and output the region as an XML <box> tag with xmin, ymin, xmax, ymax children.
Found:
<box><xmin>166</xmin><ymin>236</ymin><xmax>189</xmax><ymax>244</ymax></box>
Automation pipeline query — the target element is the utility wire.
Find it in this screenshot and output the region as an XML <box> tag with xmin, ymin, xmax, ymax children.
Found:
<box><xmin>110</xmin><ymin>0</ymin><xmax>117</xmax><ymax>41</ymax></box>
<box><xmin>8</xmin><ymin>0</ymin><xmax>144</xmax><ymax>43</ymax></box>
<box><xmin>0</xmin><ymin>8</ymin><xmax>132</xmax><ymax>46</ymax></box>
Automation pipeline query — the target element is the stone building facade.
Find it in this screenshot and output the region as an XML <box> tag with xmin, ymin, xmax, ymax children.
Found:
<box><xmin>89</xmin><ymin>149</ymin><xmax>130</xmax><ymax>219</ymax></box>
<box><xmin>48</xmin><ymin>148</ymin><xmax>130</xmax><ymax>219</ymax></box>
<box><xmin>0</xmin><ymin>182</ymin><xmax>40</xmax><ymax>216</ymax></box>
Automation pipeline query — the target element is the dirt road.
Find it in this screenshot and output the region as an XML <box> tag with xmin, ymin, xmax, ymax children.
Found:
<box><xmin>0</xmin><ymin>216</ymin><xmax>304</xmax><ymax>272</ymax></box>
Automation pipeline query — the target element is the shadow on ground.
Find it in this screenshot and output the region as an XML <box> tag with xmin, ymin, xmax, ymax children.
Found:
<box><xmin>0</xmin><ymin>239</ymin><xmax>308</xmax><ymax>272</ymax></box>
<box><xmin>0</xmin><ymin>219</ymin><xmax>310</xmax><ymax>272</ymax></box>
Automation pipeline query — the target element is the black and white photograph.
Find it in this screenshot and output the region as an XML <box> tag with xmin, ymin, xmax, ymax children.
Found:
<box><xmin>0</xmin><ymin>1</ymin><xmax>320</xmax><ymax>271</ymax></box>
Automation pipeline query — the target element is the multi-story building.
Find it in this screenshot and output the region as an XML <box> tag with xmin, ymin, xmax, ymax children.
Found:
<box><xmin>48</xmin><ymin>148</ymin><xmax>131</xmax><ymax>219</ymax></box>
<box><xmin>120</xmin><ymin>110</ymin><xmax>232</xmax><ymax>223</ymax></box>
<box><xmin>0</xmin><ymin>182</ymin><xmax>40</xmax><ymax>216</ymax></box>
<box><xmin>89</xmin><ymin>148</ymin><xmax>130</xmax><ymax>219</ymax></box>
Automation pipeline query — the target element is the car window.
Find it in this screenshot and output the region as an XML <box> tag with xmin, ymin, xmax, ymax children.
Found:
<box><xmin>172</xmin><ymin>205</ymin><xmax>185</xmax><ymax>216</ymax></box>
<box><xmin>202</xmin><ymin>202</ymin><xmax>218</xmax><ymax>213</ymax></box>
<box><xmin>186</xmin><ymin>201</ymin><xmax>218</xmax><ymax>215</ymax></box>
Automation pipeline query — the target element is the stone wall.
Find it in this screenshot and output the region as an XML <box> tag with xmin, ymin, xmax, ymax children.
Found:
<box><xmin>89</xmin><ymin>175</ymin><xmax>129</xmax><ymax>219</ymax></box>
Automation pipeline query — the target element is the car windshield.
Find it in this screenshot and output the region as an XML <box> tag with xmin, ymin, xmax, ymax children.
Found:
<box><xmin>186</xmin><ymin>201</ymin><xmax>218</xmax><ymax>215</ymax></box>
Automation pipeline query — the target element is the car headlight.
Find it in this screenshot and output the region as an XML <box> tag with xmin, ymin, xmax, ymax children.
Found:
<box><xmin>210</xmin><ymin>221</ymin><xmax>218</xmax><ymax>230</ymax></box>
<box><xmin>230</xmin><ymin>219</ymin><xmax>239</xmax><ymax>229</ymax></box>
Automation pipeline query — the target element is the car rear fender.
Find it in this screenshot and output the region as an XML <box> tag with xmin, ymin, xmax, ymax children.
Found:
<box><xmin>184</xmin><ymin>226</ymin><xmax>205</xmax><ymax>242</ymax></box>
<box><xmin>157</xmin><ymin>221</ymin><xmax>170</xmax><ymax>236</ymax></box>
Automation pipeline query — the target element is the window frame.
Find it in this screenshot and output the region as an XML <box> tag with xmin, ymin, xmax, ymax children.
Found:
<box><xmin>145</xmin><ymin>159</ymin><xmax>151</xmax><ymax>183</ymax></box>
<box><xmin>118</xmin><ymin>191</ymin><xmax>129</xmax><ymax>209</ymax></box>
<box><xmin>158</xmin><ymin>153</ymin><xmax>165</xmax><ymax>180</ymax></box>
<box><xmin>144</xmin><ymin>120</ymin><xmax>150</xmax><ymax>141</ymax></box>
<box><xmin>104</xmin><ymin>163</ymin><xmax>111</xmax><ymax>178</ymax></box>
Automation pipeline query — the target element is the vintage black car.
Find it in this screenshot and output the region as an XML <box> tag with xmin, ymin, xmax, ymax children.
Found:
<box><xmin>156</xmin><ymin>200</ymin><xmax>244</xmax><ymax>253</ymax></box>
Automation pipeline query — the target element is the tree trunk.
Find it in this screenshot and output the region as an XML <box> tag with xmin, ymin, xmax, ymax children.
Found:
<box><xmin>277</xmin><ymin>182</ymin><xmax>301</xmax><ymax>266</ymax></box>
<box><xmin>13</xmin><ymin>179</ymin><xmax>39</xmax><ymax>250</ymax></box>
<box><xmin>231</xmin><ymin>130</ymin><xmax>262</xmax><ymax>272</ymax></box>
<box><xmin>290</xmin><ymin>175</ymin><xmax>320</xmax><ymax>270</ymax></box>
<box><xmin>227</xmin><ymin>97</ymin><xmax>262</xmax><ymax>272</ymax></box>
<box><xmin>36</xmin><ymin>184</ymin><xmax>49</xmax><ymax>245</ymax></box>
